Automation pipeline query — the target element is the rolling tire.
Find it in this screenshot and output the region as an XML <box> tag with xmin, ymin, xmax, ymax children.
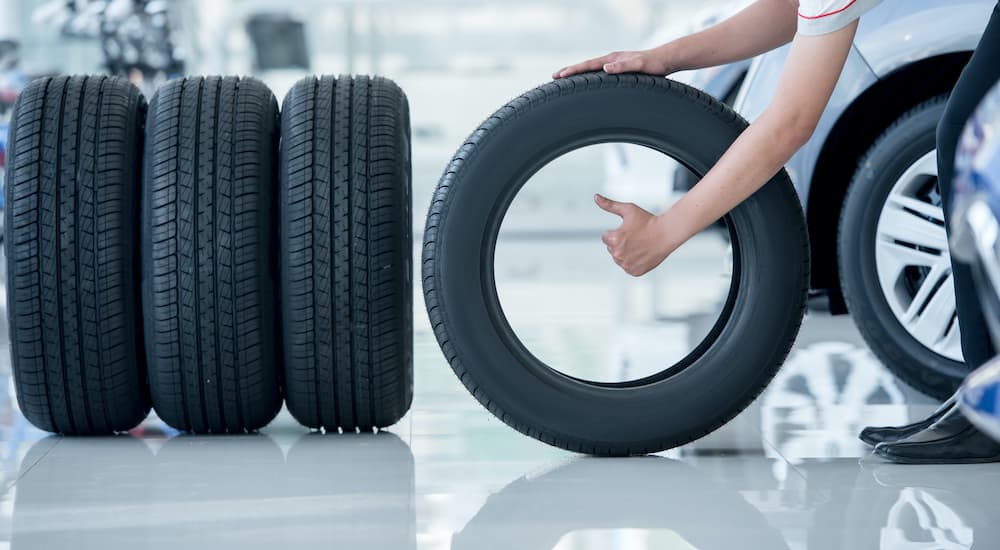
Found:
<box><xmin>422</xmin><ymin>73</ymin><xmax>809</xmax><ymax>456</ymax></box>
<box><xmin>279</xmin><ymin>75</ymin><xmax>413</xmax><ymax>431</ymax></box>
<box><xmin>5</xmin><ymin>75</ymin><xmax>150</xmax><ymax>434</ymax></box>
<box><xmin>839</xmin><ymin>96</ymin><xmax>965</xmax><ymax>401</ymax></box>
<box><xmin>142</xmin><ymin>76</ymin><xmax>282</xmax><ymax>433</ymax></box>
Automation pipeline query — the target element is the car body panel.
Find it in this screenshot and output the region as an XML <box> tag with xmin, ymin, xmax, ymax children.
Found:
<box><xmin>681</xmin><ymin>60</ymin><xmax>752</xmax><ymax>104</ymax></box>
<box><xmin>855</xmin><ymin>0</ymin><xmax>991</xmax><ymax>79</ymax></box>
<box><xmin>734</xmin><ymin>0</ymin><xmax>995</xmax><ymax>209</ymax></box>
<box><xmin>735</xmin><ymin>44</ymin><xmax>877</xmax><ymax>203</ymax></box>
<box><xmin>951</xmin><ymin>80</ymin><xmax>1000</xmax><ymax>265</ymax></box>
<box><xmin>955</xmin><ymin>81</ymin><xmax>1000</xmax><ymax>442</ymax></box>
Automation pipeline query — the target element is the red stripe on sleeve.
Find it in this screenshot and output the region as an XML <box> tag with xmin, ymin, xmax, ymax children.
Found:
<box><xmin>799</xmin><ymin>0</ymin><xmax>859</xmax><ymax>19</ymax></box>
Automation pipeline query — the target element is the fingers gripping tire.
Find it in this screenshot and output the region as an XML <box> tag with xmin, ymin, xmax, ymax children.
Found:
<box><xmin>143</xmin><ymin>76</ymin><xmax>282</xmax><ymax>433</ymax></box>
<box><xmin>279</xmin><ymin>75</ymin><xmax>413</xmax><ymax>431</ymax></box>
<box><xmin>5</xmin><ymin>76</ymin><xmax>150</xmax><ymax>434</ymax></box>
<box><xmin>422</xmin><ymin>73</ymin><xmax>809</xmax><ymax>456</ymax></box>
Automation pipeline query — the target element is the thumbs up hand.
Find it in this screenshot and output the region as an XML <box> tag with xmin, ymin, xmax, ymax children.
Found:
<box><xmin>595</xmin><ymin>194</ymin><xmax>675</xmax><ymax>277</ymax></box>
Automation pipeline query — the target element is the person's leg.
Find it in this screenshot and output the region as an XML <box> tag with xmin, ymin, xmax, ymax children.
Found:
<box><xmin>937</xmin><ymin>2</ymin><xmax>1000</xmax><ymax>369</ymax></box>
<box><xmin>864</xmin><ymin>4</ymin><xmax>1000</xmax><ymax>462</ymax></box>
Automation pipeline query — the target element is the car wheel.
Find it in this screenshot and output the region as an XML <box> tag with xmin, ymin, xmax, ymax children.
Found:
<box><xmin>142</xmin><ymin>76</ymin><xmax>282</xmax><ymax>432</ymax></box>
<box><xmin>839</xmin><ymin>95</ymin><xmax>965</xmax><ymax>400</ymax></box>
<box><xmin>422</xmin><ymin>73</ymin><xmax>810</xmax><ymax>456</ymax></box>
<box><xmin>278</xmin><ymin>75</ymin><xmax>413</xmax><ymax>431</ymax></box>
<box><xmin>5</xmin><ymin>76</ymin><xmax>150</xmax><ymax>434</ymax></box>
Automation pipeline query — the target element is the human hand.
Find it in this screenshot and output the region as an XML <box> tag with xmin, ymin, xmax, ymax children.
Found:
<box><xmin>552</xmin><ymin>49</ymin><xmax>671</xmax><ymax>80</ymax></box>
<box><xmin>595</xmin><ymin>194</ymin><xmax>675</xmax><ymax>277</ymax></box>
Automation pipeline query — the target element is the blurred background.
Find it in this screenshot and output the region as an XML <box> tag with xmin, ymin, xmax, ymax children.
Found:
<box><xmin>1</xmin><ymin>0</ymin><xmax>764</xmax><ymax>387</ymax></box>
<box><xmin>0</xmin><ymin>2</ymin><xmax>961</xmax><ymax>548</ymax></box>
<box><xmin>0</xmin><ymin>0</ymin><xmax>925</xmax><ymax>453</ymax></box>
<box><xmin>0</xmin><ymin>0</ymin><xmax>736</xmax><ymax>226</ymax></box>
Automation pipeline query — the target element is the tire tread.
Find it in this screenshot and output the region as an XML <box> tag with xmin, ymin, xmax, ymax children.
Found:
<box><xmin>280</xmin><ymin>74</ymin><xmax>413</xmax><ymax>431</ymax></box>
<box><xmin>143</xmin><ymin>76</ymin><xmax>281</xmax><ymax>433</ymax></box>
<box><xmin>6</xmin><ymin>75</ymin><xmax>150</xmax><ymax>434</ymax></box>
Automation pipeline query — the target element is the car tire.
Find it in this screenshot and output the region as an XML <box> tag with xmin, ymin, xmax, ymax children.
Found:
<box><xmin>422</xmin><ymin>73</ymin><xmax>810</xmax><ymax>456</ymax></box>
<box><xmin>5</xmin><ymin>75</ymin><xmax>150</xmax><ymax>434</ymax></box>
<box><xmin>142</xmin><ymin>76</ymin><xmax>282</xmax><ymax>433</ymax></box>
<box><xmin>839</xmin><ymin>96</ymin><xmax>965</xmax><ymax>401</ymax></box>
<box><xmin>279</xmin><ymin>75</ymin><xmax>413</xmax><ymax>431</ymax></box>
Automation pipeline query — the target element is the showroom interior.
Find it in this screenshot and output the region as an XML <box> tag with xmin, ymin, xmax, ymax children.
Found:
<box><xmin>0</xmin><ymin>0</ymin><xmax>999</xmax><ymax>548</ymax></box>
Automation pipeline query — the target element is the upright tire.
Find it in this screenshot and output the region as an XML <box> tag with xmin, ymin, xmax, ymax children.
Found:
<box><xmin>143</xmin><ymin>76</ymin><xmax>282</xmax><ymax>433</ymax></box>
<box><xmin>423</xmin><ymin>73</ymin><xmax>810</xmax><ymax>456</ymax></box>
<box><xmin>839</xmin><ymin>96</ymin><xmax>965</xmax><ymax>400</ymax></box>
<box><xmin>5</xmin><ymin>75</ymin><xmax>150</xmax><ymax>434</ymax></box>
<box><xmin>279</xmin><ymin>75</ymin><xmax>413</xmax><ymax>431</ymax></box>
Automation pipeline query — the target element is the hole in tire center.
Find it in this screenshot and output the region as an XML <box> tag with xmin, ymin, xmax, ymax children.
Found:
<box><xmin>494</xmin><ymin>143</ymin><xmax>735</xmax><ymax>385</ymax></box>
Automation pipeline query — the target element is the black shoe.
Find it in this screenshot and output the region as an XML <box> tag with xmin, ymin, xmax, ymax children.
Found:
<box><xmin>874</xmin><ymin>409</ymin><xmax>1000</xmax><ymax>464</ymax></box>
<box><xmin>859</xmin><ymin>396</ymin><xmax>957</xmax><ymax>446</ymax></box>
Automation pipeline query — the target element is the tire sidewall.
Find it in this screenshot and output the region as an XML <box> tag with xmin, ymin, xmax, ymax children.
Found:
<box><xmin>427</xmin><ymin>76</ymin><xmax>809</xmax><ymax>452</ymax></box>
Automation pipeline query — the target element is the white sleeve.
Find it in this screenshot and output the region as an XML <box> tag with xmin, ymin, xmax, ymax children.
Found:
<box><xmin>798</xmin><ymin>0</ymin><xmax>882</xmax><ymax>36</ymax></box>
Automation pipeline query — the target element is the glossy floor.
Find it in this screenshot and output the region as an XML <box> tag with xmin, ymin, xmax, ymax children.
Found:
<box><xmin>2</xmin><ymin>303</ymin><xmax>999</xmax><ymax>549</ymax></box>
<box><xmin>1</xmin><ymin>221</ymin><xmax>998</xmax><ymax>550</ymax></box>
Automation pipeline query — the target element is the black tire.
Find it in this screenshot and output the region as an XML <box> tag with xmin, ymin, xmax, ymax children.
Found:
<box><xmin>673</xmin><ymin>76</ymin><xmax>746</xmax><ymax>193</ymax></box>
<box><xmin>839</xmin><ymin>96</ymin><xmax>964</xmax><ymax>401</ymax></box>
<box><xmin>142</xmin><ymin>76</ymin><xmax>282</xmax><ymax>433</ymax></box>
<box><xmin>422</xmin><ymin>73</ymin><xmax>809</xmax><ymax>456</ymax></box>
<box><xmin>279</xmin><ymin>75</ymin><xmax>413</xmax><ymax>431</ymax></box>
<box><xmin>4</xmin><ymin>75</ymin><xmax>150</xmax><ymax>434</ymax></box>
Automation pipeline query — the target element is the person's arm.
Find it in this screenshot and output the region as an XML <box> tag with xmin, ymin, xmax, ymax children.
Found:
<box><xmin>598</xmin><ymin>22</ymin><xmax>858</xmax><ymax>277</ymax></box>
<box><xmin>553</xmin><ymin>0</ymin><xmax>799</xmax><ymax>79</ymax></box>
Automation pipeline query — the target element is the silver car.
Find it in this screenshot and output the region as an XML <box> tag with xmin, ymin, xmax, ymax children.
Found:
<box><xmin>734</xmin><ymin>0</ymin><xmax>994</xmax><ymax>399</ymax></box>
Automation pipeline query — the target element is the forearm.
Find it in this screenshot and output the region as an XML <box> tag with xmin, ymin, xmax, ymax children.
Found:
<box><xmin>656</xmin><ymin>23</ymin><xmax>858</xmax><ymax>252</ymax></box>
<box><xmin>658</xmin><ymin>110</ymin><xmax>805</xmax><ymax>250</ymax></box>
<box><xmin>657</xmin><ymin>0</ymin><xmax>799</xmax><ymax>72</ymax></box>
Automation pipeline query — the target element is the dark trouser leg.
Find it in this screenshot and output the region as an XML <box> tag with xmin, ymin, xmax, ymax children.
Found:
<box><xmin>861</xmin><ymin>6</ymin><xmax>1000</xmax><ymax>455</ymax></box>
<box><xmin>937</xmin><ymin>2</ymin><xmax>1000</xmax><ymax>370</ymax></box>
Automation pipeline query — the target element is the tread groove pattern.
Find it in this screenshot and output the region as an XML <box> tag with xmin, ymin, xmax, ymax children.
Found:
<box><xmin>143</xmin><ymin>76</ymin><xmax>281</xmax><ymax>433</ymax></box>
<box><xmin>53</xmin><ymin>76</ymin><xmax>74</xmax><ymax>434</ymax></box>
<box><xmin>279</xmin><ymin>74</ymin><xmax>413</xmax><ymax>431</ymax></box>
<box><xmin>6</xmin><ymin>75</ymin><xmax>150</xmax><ymax>434</ymax></box>
<box><xmin>211</xmin><ymin>76</ymin><xmax>225</xmax><ymax>428</ymax></box>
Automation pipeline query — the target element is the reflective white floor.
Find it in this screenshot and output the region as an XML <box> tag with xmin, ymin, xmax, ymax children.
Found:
<box><xmin>1</xmin><ymin>246</ymin><xmax>999</xmax><ymax>549</ymax></box>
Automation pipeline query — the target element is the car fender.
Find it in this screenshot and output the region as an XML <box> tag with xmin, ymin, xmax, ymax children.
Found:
<box><xmin>733</xmin><ymin>0</ymin><xmax>993</xmax><ymax>206</ymax></box>
<box><xmin>855</xmin><ymin>0</ymin><xmax>993</xmax><ymax>79</ymax></box>
<box><xmin>734</xmin><ymin>45</ymin><xmax>878</xmax><ymax>204</ymax></box>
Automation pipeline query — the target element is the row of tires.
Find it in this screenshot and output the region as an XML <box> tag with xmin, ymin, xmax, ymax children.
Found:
<box><xmin>5</xmin><ymin>74</ymin><xmax>413</xmax><ymax>435</ymax></box>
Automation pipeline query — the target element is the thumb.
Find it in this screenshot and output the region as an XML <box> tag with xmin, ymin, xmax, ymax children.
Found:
<box><xmin>595</xmin><ymin>194</ymin><xmax>629</xmax><ymax>217</ymax></box>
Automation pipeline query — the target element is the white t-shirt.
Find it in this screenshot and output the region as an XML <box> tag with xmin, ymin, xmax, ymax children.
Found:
<box><xmin>798</xmin><ymin>0</ymin><xmax>882</xmax><ymax>35</ymax></box>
